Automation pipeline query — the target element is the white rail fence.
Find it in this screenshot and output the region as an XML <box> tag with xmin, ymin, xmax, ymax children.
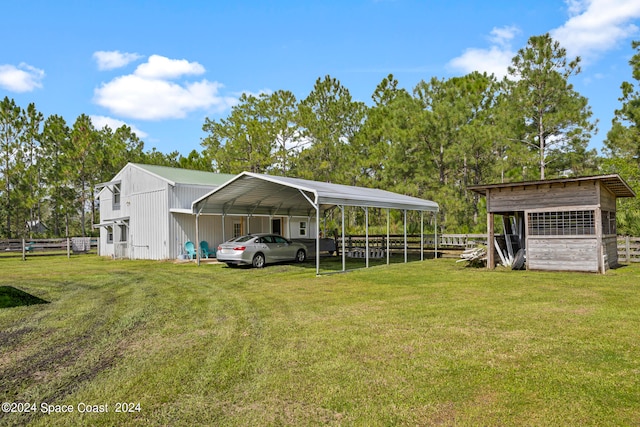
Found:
<box><xmin>0</xmin><ymin>238</ymin><xmax>97</xmax><ymax>260</ymax></box>
<box><xmin>2</xmin><ymin>235</ymin><xmax>638</xmax><ymax>263</ymax></box>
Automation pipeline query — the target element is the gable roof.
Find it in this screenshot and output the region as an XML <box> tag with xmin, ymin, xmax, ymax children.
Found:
<box><xmin>192</xmin><ymin>172</ymin><xmax>439</xmax><ymax>217</ymax></box>
<box><xmin>468</xmin><ymin>174</ymin><xmax>636</xmax><ymax>198</ymax></box>
<box><xmin>130</xmin><ymin>163</ymin><xmax>235</xmax><ymax>186</ymax></box>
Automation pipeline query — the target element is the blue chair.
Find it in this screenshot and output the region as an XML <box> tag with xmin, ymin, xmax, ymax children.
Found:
<box><xmin>185</xmin><ymin>241</ymin><xmax>197</xmax><ymax>259</ymax></box>
<box><xmin>200</xmin><ymin>241</ymin><xmax>214</xmax><ymax>258</ymax></box>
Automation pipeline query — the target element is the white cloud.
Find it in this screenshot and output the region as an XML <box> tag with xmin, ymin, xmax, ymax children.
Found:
<box><xmin>0</xmin><ymin>63</ymin><xmax>45</xmax><ymax>92</ymax></box>
<box><xmin>447</xmin><ymin>26</ymin><xmax>520</xmax><ymax>78</ymax></box>
<box><xmin>551</xmin><ymin>0</ymin><xmax>640</xmax><ymax>62</ymax></box>
<box><xmin>134</xmin><ymin>55</ymin><xmax>205</xmax><ymax>79</ymax></box>
<box><xmin>93</xmin><ymin>51</ymin><xmax>142</xmax><ymax>70</ymax></box>
<box><xmin>489</xmin><ymin>25</ymin><xmax>520</xmax><ymax>48</ymax></box>
<box><xmin>93</xmin><ymin>54</ymin><xmax>237</xmax><ymax>120</ymax></box>
<box><xmin>90</xmin><ymin>115</ymin><xmax>148</xmax><ymax>138</ymax></box>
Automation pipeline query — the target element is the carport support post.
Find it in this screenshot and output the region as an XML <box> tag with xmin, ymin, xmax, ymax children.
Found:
<box><xmin>403</xmin><ymin>210</ymin><xmax>408</xmax><ymax>263</ymax></box>
<box><xmin>365</xmin><ymin>207</ymin><xmax>369</xmax><ymax>268</ymax></box>
<box><xmin>196</xmin><ymin>212</ymin><xmax>200</xmax><ymax>266</ymax></box>
<box><xmin>222</xmin><ymin>214</ymin><xmax>226</xmax><ymax>243</ymax></box>
<box><xmin>434</xmin><ymin>211</ymin><xmax>438</xmax><ymax>259</ymax></box>
<box><xmin>386</xmin><ymin>209</ymin><xmax>390</xmax><ymax>265</ymax></box>
<box><xmin>316</xmin><ymin>205</ymin><xmax>320</xmax><ymax>275</ymax></box>
<box><xmin>420</xmin><ymin>211</ymin><xmax>424</xmax><ymax>261</ymax></box>
<box><xmin>341</xmin><ymin>205</ymin><xmax>346</xmax><ymax>272</ymax></box>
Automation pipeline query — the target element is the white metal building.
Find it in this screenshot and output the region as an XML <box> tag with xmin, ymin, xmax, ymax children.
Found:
<box><xmin>95</xmin><ymin>163</ymin><xmax>235</xmax><ymax>260</ymax></box>
<box><xmin>96</xmin><ymin>164</ymin><xmax>440</xmax><ymax>270</ymax></box>
<box><xmin>95</xmin><ymin>163</ymin><xmax>344</xmax><ymax>259</ymax></box>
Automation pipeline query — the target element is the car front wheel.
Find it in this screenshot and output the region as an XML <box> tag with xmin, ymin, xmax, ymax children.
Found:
<box><xmin>252</xmin><ymin>253</ymin><xmax>266</xmax><ymax>268</ymax></box>
<box><xmin>296</xmin><ymin>249</ymin><xmax>306</xmax><ymax>263</ymax></box>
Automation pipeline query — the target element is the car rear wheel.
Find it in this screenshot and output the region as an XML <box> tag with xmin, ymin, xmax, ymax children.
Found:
<box><xmin>296</xmin><ymin>249</ymin><xmax>306</xmax><ymax>263</ymax></box>
<box><xmin>252</xmin><ymin>253</ymin><xmax>266</xmax><ymax>268</ymax></box>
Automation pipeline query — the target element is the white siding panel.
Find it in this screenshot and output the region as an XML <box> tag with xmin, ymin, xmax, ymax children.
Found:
<box><xmin>129</xmin><ymin>166</ymin><xmax>166</xmax><ymax>195</ymax></box>
<box><xmin>170</xmin><ymin>184</ymin><xmax>218</xmax><ymax>210</ymax></box>
<box><xmin>171</xmin><ymin>213</ymin><xmax>195</xmax><ymax>259</ymax></box>
<box><xmin>129</xmin><ymin>189</ymin><xmax>169</xmax><ymax>260</ymax></box>
<box><xmin>170</xmin><ymin>213</ymin><xmax>227</xmax><ymax>259</ymax></box>
<box><xmin>289</xmin><ymin>216</ymin><xmax>316</xmax><ymax>238</ymax></box>
<box><xmin>196</xmin><ymin>215</ymin><xmax>224</xmax><ymax>250</ymax></box>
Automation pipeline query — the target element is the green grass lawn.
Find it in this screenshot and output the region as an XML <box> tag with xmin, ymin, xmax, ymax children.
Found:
<box><xmin>1</xmin><ymin>255</ymin><xmax>639</xmax><ymax>426</ymax></box>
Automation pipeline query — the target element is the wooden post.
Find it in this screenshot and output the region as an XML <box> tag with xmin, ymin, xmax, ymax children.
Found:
<box><xmin>67</xmin><ymin>237</ymin><xmax>71</xmax><ymax>258</ymax></box>
<box><xmin>487</xmin><ymin>212</ymin><xmax>495</xmax><ymax>269</ymax></box>
<box><xmin>626</xmin><ymin>235</ymin><xmax>631</xmax><ymax>263</ymax></box>
<box><xmin>22</xmin><ymin>238</ymin><xmax>26</xmax><ymax>261</ymax></box>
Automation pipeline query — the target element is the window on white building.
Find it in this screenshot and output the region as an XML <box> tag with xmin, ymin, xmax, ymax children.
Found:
<box><xmin>113</xmin><ymin>183</ymin><xmax>121</xmax><ymax>210</ymax></box>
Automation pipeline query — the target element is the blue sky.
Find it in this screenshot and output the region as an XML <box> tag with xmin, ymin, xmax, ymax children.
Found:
<box><xmin>2</xmin><ymin>0</ymin><xmax>640</xmax><ymax>156</ymax></box>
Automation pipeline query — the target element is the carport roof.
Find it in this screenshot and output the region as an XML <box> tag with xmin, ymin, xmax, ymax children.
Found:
<box><xmin>191</xmin><ymin>172</ymin><xmax>439</xmax><ymax>216</ymax></box>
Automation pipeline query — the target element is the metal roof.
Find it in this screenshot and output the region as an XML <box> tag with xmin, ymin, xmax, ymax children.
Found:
<box><xmin>468</xmin><ymin>174</ymin><xmax>636</xmax><ymax>198</ymax></box>
<box><xmin>192</xmin><ymin>172</ymin><xmax>439</xmax><ymax>216</ymax></box>
<box><xmin>130</xmin><ymin>163</ymin><xmax>236</xmax><ymax>187</ymax></box>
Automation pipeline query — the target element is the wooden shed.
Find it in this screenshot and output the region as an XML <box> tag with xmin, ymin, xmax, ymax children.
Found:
<box><xmin>468</xmin><ymin>174</ymin><xmax>636</xmax><ymax>273</ymax></box>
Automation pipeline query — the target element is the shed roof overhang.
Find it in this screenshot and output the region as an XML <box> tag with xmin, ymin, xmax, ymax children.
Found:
<box><xmin>467</xmin><ymin>174</ymin><xmax>636</xmax><ymax>199</ymax></box>
<box><xmin>191</xmin><ymin>172</ymin><xmax>439</xmax><ymax>216</ymax></box>
<box><xmin>93</xmin><ymin>216</ymin><xmax>130</xmax><ymax>228</ymax></box>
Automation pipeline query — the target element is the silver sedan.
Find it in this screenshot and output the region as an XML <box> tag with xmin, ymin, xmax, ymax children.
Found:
<box><xmin>216</xmin><ymin>234</ymin><xmax>307</xmax><ymax>268</ymax></box>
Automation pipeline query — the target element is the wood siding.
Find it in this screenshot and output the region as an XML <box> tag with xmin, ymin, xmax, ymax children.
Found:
<box><xmin>488</xmin><ymin>181</ymin><xmax>598</xmax><ymax>213</ymax></box>
<box><xmin>604</xmin><ymin>235</ymin><xmax>619</xmax><ymax>268</ymax></box>
<box><xmin>527</xmin><ymin>237</ymin><xmax>598</xmax><ymax>272</ymax></box>
<box><xmin>600</xmin><ymin>185</ymin><xmax>617</xmax><ymax>212</ymax></box>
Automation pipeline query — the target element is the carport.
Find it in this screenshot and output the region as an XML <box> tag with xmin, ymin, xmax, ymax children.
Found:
<box><xmin>191</xmin><ymin>172</ymin><xmax>439</xmax><ymax>274</ymax></box>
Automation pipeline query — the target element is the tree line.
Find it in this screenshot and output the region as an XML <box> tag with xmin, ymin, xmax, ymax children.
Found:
<box><xmin>1</xmin><ymin>34</ymin><xmax>639</xmax><ymax>239</ymax></box>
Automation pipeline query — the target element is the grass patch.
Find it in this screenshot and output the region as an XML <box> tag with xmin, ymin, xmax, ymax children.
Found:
<box><xmin>1</xmin><ymin>256</ymin><xmax>639</xmax><ymax>425</ymax></box>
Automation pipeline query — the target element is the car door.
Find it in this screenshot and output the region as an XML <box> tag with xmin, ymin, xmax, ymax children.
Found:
<box><xmin>272</xmin><ymin>235</ymin><xmax>292</xmax><ymax>260</ymax></box>
<box><xmin>257</xmin><ymin>236</ymin><xmax>277</xmax><ymax>263</ymax></box>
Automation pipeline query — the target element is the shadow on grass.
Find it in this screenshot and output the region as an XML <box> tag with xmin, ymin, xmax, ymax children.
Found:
<box><xmin>296</xmin><ymin>252</ymin><xmax>438</xmax><ymax>273</ymax></box>
<box><xmin>216</xmin><ymin>252</ymin><xmax>441</xmax><ymax>274</ymax></box>
<box><xmin>0</xmin><ymin>286</ymin><xmax>49</xmax><ymax>308</ymax></box>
